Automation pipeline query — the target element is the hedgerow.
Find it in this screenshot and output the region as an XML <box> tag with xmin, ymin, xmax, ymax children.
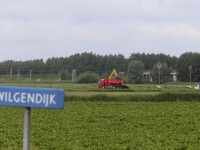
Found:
<box><xmin>65</xmin><ymin>92</ymin><xmax>200</xmax><ymax>102</ymax></box>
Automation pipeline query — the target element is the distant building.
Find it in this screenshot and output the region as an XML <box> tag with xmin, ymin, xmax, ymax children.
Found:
<box><xmin>170</xmin><ymin>71</ymin><xmax>178</xmax><ymax>82</ymax></box>
<box><xmin>142</xmin><ymin>71</ymin><xmax>152</xmax><ymax>82</ymax></box>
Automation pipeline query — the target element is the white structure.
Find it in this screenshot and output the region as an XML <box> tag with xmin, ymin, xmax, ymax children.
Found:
<box><xmin>195</xmin><ymin>84</ymin><xmax>200</xmax><ymax>89</ymax></box>
<box><xmin>142</xmin><ymin>71</ymin><xmax>152</xmax><ymax>82</ymax></box>
<box><xmin>119</xmin><ymin>72</ymin><xmax>124</xmax><ymax>77</ymax></box>
<box><xmin>170</xmin><ymin>72</ymin><xmax>178</xmax><ymax>82</ymax></box>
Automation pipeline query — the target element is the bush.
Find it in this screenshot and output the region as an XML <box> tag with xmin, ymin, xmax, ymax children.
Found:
<box><xmin>77</xmin><ymin>72</ymin><xmax>100</xmax><ymax>83</ymax></box>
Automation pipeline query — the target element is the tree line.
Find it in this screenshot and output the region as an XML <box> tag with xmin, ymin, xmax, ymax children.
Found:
<box><xmin>0</xmin><ymin>52</ymin><xmax>199</xmax><ymax>83</ymax></box>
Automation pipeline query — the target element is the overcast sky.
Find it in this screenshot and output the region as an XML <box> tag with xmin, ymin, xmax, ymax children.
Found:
<box><xmin>1</xmin><ymin>0</ymin><xmax>200</xmax><ymax>62</ymax></box>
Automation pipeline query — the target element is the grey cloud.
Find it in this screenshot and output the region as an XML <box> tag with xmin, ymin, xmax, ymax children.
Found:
<box><xmin>0</xmin><ymin>0</ymin><xmax>200</xmax><ymax>61</ymax></box>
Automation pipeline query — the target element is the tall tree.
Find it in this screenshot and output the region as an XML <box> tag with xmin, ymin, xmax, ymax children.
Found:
<box><xmin>177</xmin><ymin>52</ymin><xmax>200</xmax><ymax>82</ymax></box>
<box><xmin>151</xmin><ymin>61</ymin><xmax>172</xmax><ymax>84</ymax></box>
<box><xmin>128</xmin><ymin>60</ymin><xmax>144</xmax><ymax>84</ymax></box>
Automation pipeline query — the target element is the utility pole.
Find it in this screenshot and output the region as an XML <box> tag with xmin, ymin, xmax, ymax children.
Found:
<box><xmin>18</xmin><ymin>69</ymin><xmax>20</xmax><ymax>81</ymax></box>
<box><xmin>188</xmin><ymin>66</ymin><xmax>192</xmax><ymax>85</ymax></box>
<box><xmin>30</xmin><ymin>69</ymin><xmax>31</xmax><ymax>81</ymax></box>
<box><xmin>10</xmin><ymin>69</ymin><xmax>12</xmax><ymax>80</ymax></box>
<box><xmin>157</xmin><ymin>65</ymin><xmax>161</xmax><ymax>84</ymax></box>
<box><xmin>58</xmin><ymin>71</ymin><xmax>61</xmax><ymax>81</ymax></box>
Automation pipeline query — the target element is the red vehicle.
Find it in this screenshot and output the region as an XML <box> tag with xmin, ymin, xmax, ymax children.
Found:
<box><xmin>98</xmin><ymin>77</ymin><xmax>124</xmax><ymax>89</ymax></box>
<box><xmin>98</xmin><ymin>69</ymin><xmax>126</xmax><ymax>89</ymax></box>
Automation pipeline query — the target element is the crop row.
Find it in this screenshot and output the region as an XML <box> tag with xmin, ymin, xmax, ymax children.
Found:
<box><xmin>66</xmin><ymin>92</ymin><xmax>200</xmax><ymax>102</ymax></box>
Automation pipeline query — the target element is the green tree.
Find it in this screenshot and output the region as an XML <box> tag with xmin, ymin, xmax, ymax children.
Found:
<box><xmin>177</xmin><ymin>52</ymin><xmax>200</xmax><ymax>82</ymax></box>
<box><xmin>129</xmin><ymin>52</ymin><xmax>177</xmax><ymax>70</ymax></box>
<box><xmin>61</xmin><ymin>70</ymin><xmax>67</xmax><ymax>80</ymax></box>
<box><xmin>128</xmin><ymin>60</ymin><xmax>144</xmax><ymax>84</ymax></box>
<box><xmin>151</xmin><ymin>62</ymin><xmax>172</xmax><ymax>84</ymax></box>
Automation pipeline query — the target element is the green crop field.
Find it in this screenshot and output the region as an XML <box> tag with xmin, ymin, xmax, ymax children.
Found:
<box><xmin>1</xmin><ymin>102</ymin><xmax>200</xmax><ymax>149</ymax></box>
<box><xmin>1</xmin><ymin>81</ymin><xmax>200</xmax><ymax>149</ymax></box>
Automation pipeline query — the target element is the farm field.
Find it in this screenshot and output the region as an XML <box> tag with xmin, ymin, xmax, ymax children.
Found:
<box><xmin>66</xmin><ymin>91</ymin><xmax>159</xmax><ymax>96</ymax></box>
<box><xmin>1</xmin><ymin>81</ymin><xmax>200</xmax><ymax>149</ymax></box>
<box><xmin>0</xmin><ymin>81</ymin><xmax>199</xmax><ymax>96</ymax></box>
<box><xmin>1</xmin><ymin>101</ymin><xmax>200</xmax><ymax>149</ymax></box>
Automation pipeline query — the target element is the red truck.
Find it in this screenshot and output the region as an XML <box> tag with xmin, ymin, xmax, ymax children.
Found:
<box><xmin>98</xmin><ymin>77</ymin><xmax>124</xmax><ymax>89</ymax></box>
<box><xmin>98</xmin><ymin>69</ymin><xmax>127</xmax><ymax>89</ymax></box>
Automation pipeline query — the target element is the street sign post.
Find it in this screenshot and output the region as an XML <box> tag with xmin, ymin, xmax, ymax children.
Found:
<box><xmin>0</xmin><ymin>86</ymin><xmax>65</xmax><ymax>150</ymax></box>
<box><xmin>0</xmin><ymin>86</ymin><xmax>64</xmax><ymax>109</ymax></box>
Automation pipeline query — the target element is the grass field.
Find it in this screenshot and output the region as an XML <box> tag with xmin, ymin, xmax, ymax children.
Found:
<box><xmin>0</xmin><ymin>81</ymin><xmax>198</xmax><ymax>93</ymax></box>
<box><xmin>66</xmin><ymin>91</ymin><xmax>160</xmax><ymax>96</ymax></box>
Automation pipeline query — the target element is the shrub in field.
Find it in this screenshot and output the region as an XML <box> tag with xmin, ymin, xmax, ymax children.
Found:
<box><xmin>77</xmin><ymin>72</ymin><xmax>100</xmax><ymax>83</ymax></box>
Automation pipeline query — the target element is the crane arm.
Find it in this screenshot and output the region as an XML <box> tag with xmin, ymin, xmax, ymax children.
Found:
<box><xmin>108</xmin><ymin>69</ymin><xmax>118</xmax><ymax>79</ymax></box>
